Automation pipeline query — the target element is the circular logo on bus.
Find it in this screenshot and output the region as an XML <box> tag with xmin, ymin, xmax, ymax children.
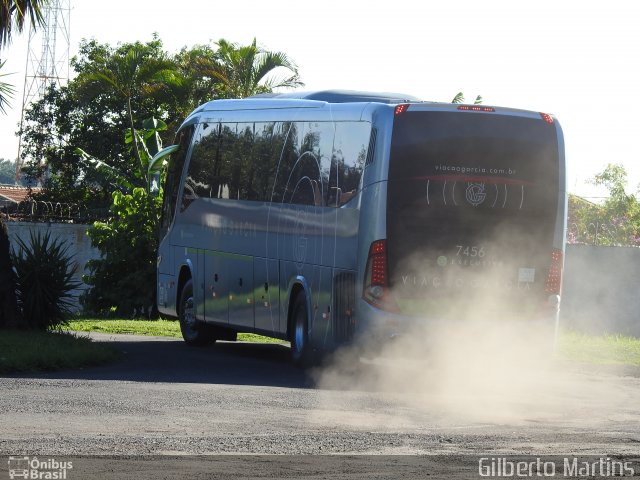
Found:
<box><xmin>466</xmin><ymin>183</ymin><xmax>486</xmax><ymax>206</ymax></box>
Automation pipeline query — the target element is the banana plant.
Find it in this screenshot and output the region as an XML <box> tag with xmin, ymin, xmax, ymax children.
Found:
<box><xmin>75</xmin><ymin>116</ymin><xmax>168</xmax><ymax>195</ymax></box>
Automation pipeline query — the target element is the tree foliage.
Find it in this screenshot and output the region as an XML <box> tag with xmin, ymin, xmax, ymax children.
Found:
<box><xmin>203</xmin><ymin>38</ymin><xmax>303</xmax><ymax>98</ymax></box>
<box><xmin>20</xmin><ymin>38</ymin><xmax>183</xmax><ymax>208</ymax></box>
<box><xmin>81</xmin><ymin>188</ymin><xmax>161</xmax><ymax>317</ymax></box>
<box><xmin>0</xmin><ymin>59</ymin><xmax>14</xmax><ymax>114</ymax></box>
<box><xmin>0</xmin><ymin>0</ymin><xmax>48</xmax><ymax>112</ymax></box>
<box><xmin>18</xmin><ymin>35</ymin><xmax>303</xmax><ymax>315</ymax></box>
<box><xmin>80</xmin><ymin>117</ymin><xmax>166</xmax><ymax>317</ymax></box>
<box><xmin>568</xmin><ymin>164</ymin><xmax>640</xmax><ymax>246</ymax></box>
<box><xmin>0</xmin><ymin>158</ymin><xmax>16</xmax><ymax>183</ymax></box>
<box><xmin>75</xmin><ymin>41</ymin><xmax>182</xmax><ymax>187</ymax></box>
<box><xmin>0</xmin><ymin>0</ymin><xmax>46</xmax><ymax>47</ymax></box>
<box><xmin>451</xmin><ymin>92</ymin><xmax>483</xmax><ymax>104</ymax></box>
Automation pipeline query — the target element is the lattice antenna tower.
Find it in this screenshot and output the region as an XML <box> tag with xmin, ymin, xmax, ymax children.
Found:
<box><xmin>15</xmin><ymin>0</ymin><xmax>71</xmax><ymax>181</ymax></box>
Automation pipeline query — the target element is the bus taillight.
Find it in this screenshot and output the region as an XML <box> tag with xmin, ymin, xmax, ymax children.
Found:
<box><xmin>394</xmin><ymin>104</ymin><xmax>409</xmax><ymax>116</ymax></box>
<box><xmin>363</xmin><ymin>239</ymin><xmax>398</xmax><ymax>311</ymax></box>
<box><xmin>540</xmin><ymin>112</ymin><xmax>554</xmax><ymax>124</ymax></box>
<box><xmin>545</xmin><ymin>249</ymin><xmax>563</xmax><ymax>294</ymax></box>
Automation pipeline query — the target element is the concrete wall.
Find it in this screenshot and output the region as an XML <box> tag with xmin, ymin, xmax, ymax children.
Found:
<box><xmin>6</xmin><ymin>221</ymin><xmax>100</xmax><ymax>312</ymax></box>
<box><xmin>562</xmin><ymin>244</ymin><xmax>640</xmax><ymax>336</ymax></box>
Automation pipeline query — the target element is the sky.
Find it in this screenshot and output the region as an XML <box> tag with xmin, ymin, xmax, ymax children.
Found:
<box><xmin>0</xmin><ymin>0</ymin><xmax>638</xmax><ymax>198</ymax></box>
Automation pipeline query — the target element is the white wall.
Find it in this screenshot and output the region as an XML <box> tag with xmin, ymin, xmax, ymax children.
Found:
<box><xmin>562</xmin><ymin>244</ymin><xmax>640</xmax><ymax>336</ymax></box>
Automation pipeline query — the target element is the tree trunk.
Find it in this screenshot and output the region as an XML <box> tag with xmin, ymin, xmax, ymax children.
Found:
<box><xmin>0</xmin><ymin>217</ymin><xmax>20</xmax><ymax>328</ymax></box>
<box><xmin>127</xmin><ymin>97</ymin><xmax>148</xmax><ymax>188</ymax></box>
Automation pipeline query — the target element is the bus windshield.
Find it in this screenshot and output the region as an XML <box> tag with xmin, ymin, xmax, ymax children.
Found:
<box><xmin>387</xmin><ymin>110</ymin><xmax>561</xmax><ymax>318</ymax></box>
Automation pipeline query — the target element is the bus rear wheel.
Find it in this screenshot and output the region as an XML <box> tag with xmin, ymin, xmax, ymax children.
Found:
<box><xmin>290</xmin><ymin>293</ymin><xmax>314</xmax><ymax>367</ymax></box>
<box><xmin>179</xmin><ymin>279</ymin><xmax>214</xmax><ymax>346</ymax></box>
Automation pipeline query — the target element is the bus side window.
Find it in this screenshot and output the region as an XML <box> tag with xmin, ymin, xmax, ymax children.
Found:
<box><xmin>273</xmin><ymin>121</ymin><xmax>333</xmax><ymax>206</ymax></box>
<box><xmin>181</xmin><ymin>123</ymin><xmax>220</xmax><ymax>211</ymax></box>
<box><xmin>162</xmin><ymin>125</ymin><xmax>194</xmax><ymax>231</ymax></box>
<box><xmin>330</xmin><ymin>122</ymin><xmax>369</xmax><ymax>207</ymax></box>
<box><xmin>234</xmin><ymin>123</ymin><xmax>256</xmax><ymax>200</ymax></box>
<box><xmin>254</xmin><ymin>122</ymin><xmax>281</xmax><ymax>202</ymax></box>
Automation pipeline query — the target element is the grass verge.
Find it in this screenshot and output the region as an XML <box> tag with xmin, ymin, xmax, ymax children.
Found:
<box><xmin>557</xmin><ymin>330</ymin><xmax>640</xmax><ymax>367</ymax></box>
<box><xmin>0</xmin><ymin>329</ymin><xmax>120</xmax><ymax>374</ymax></box>
<box><xmin>68</xmin><ymin>319</ymin><xmax>284</xmax><ymax>344</ymax></box>
<box><xmin>65</xmin><ymin>321</ymin><xmax>640</xmax><ymax>368</ymax></box>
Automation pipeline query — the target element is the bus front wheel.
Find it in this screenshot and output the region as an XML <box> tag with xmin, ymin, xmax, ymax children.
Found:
<box><xmin>290</xmin><ymin>293</ymin><xmax>313</xmax><ymax>367</ymax></box>
<box><xmin>179</xmin><ymin>279</ymin><xmax>214</xmax><ymax>346</ymax></box>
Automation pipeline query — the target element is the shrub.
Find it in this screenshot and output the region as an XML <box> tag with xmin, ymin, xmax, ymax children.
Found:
<box><xmin>11</xmin><ymin>230</ymin><xmax>80</xmax><ymax>330</ymax></box>
<box><xmin>81</xmin><ymin>188</ymin><xmax>161</xmax><ymax>317</ymax></box>
<box><xmin>0</xmin><ymin>217</ymin><xmax>20</xmax><ymax>328</ymax></box>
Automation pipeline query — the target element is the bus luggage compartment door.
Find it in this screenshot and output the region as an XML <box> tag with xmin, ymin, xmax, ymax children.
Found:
<box><xmin>254</xmin><ymin>257</ymin><xmax>280</xmax><ymax>334</ymax></box>
<box><xmin>204</xmin><ymin>250</ymin><xmax>229</xmax><ymax>324</ymax></box>
<box><xmin>228</xmin><ymin>254</ymin><xmax>255</xmax><ymax>329</ymax></box>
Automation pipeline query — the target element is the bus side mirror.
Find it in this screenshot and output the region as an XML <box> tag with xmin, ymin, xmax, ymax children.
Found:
<box><xmin>148</xmin><ymin>144</ymin><xmax>180</xmax><ymax>196</ymax></box>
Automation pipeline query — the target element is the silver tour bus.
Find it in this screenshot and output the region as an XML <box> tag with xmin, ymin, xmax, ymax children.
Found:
<box><xmin>156</xmin><ymin>90</ymin><xmax>567</xmax><ymax>365</ymax></box>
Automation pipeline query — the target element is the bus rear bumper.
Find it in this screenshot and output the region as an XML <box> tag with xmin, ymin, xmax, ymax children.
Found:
<box><xmin>352</xmin><ymin>298</ymin><xmax>561</xmax><ymax>350</ymax></box>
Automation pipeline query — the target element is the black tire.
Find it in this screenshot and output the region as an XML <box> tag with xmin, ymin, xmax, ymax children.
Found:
<box><xmin>290</xmin><ymin>292</ymin><xmax>314</xmax><ymax>367</ymax></box>
<box><xmin>179</xmin><ymin>279</ymin><xmax>214</xmax><ymax>346</ymax></box>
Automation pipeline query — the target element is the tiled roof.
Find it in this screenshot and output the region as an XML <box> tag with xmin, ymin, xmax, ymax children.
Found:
<box><xmin>0</xmin><ymin>185</ymin><xmax>41</xmax><ymax>203</ymax></box>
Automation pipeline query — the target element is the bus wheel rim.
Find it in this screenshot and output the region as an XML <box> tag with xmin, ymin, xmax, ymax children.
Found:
<box><xmin>184</xmin><ymin>297</ymin><xmax>196</xmax><ymax>331</ymax></box>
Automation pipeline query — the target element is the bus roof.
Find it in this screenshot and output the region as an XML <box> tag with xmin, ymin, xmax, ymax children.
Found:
<box><xmin>253</xmin><ymin>90</ymin><xmax>422</xmax><ymax>104</ymax></box>
<box><xmin>186</xmin><ymin>90</ymin><xmax>554</xmax><ymax>124</ymax></box>
<box><xmin>194</xmin><ymin>90</ymin><xmax>422</xmax><ymax>113</ymax></box>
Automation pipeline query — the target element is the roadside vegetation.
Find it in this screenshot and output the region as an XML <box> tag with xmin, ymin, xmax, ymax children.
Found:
<box><xmin>68</xmin><ymin>318</ymin><xmax>283</xmax><ymax>344</ymax></box>
<box><xmin>0</xmin><ymin>330</ymin><xmax>119</xmax><ymax>373</ymax></box>
<box><xmin>557</xmin><ymin>330</ymin><xmax>640</xmax><ymax>367</ymax></box>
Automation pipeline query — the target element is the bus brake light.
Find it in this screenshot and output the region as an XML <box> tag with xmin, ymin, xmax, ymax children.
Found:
<box><xmin>363</xmin><ymin>239</ymin><xmax>398</xmax><ymax>312</ymax></box>
<box><xmin>457</xmin><ymin>106</ymin><xmax>495</xmax><ymax>112</ymax></box>
<box><xmin>545</xmin><ymin>249</ymin><xmax>563</xmax><ymax>294</ymax></box>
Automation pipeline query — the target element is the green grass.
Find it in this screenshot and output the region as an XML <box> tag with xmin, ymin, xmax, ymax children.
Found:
<box><xmin>68</xmin><ymin>318</ymin><xmax>284</xmax><ymax>344</ymax></box>
<box><xmin>0</xmin><ymin>329</ymin><xmax>120</xmax><ymax>373</ymax></box>
<box><xmin>557</xmin><ymin>330</ymin><xmax>640</xmax><ymax>367</ymax></box>
<box><xmin>64</xmin><ymin>320</ymin><xmax>640</xmax><ymax>368</ymax></box>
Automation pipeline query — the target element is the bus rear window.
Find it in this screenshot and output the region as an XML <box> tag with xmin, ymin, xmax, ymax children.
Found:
<box><xmin>386</xmin><ymin>111</ymin><xmax>561</xmax><ymax>316</ymax></box>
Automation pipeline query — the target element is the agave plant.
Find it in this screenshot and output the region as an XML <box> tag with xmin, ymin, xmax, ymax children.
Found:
<box><xmin>11</xmin><ymin>230</ymin><xmax>81</xmax><ymax>330</ymax></box>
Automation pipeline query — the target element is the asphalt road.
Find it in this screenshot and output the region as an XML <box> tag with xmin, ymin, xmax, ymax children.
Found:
<box><xmin>1</xmin><ymin>332</ymin><xmax>640</xmax><ymax>478</ymax></box>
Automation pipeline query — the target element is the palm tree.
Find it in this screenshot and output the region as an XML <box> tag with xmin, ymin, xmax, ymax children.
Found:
<box><xmin>0</xmin><ymin>59</ymin><xmax>14</xmax><ymax>114</ymax></box>
<box><xmin>0</xmin><ymin>0</ymin><xmax>47</xmax><ymax>47</ymax></box>
<box><xmin>199</xmin><ymin>38</ymin><xmax>303</xmax><ymax>99</ymax></box>
<box><xmin>76</xmin><ymin>44</ymin><xmax>181</xmax><ymax>186</ymax></box>
<box><xmin>0</xmin><ymin>0</ymin><xmax>48</xmax><ymax>111</ymax></box>
<box><xmin>451</xmin><ymin>92</ymin><xmax>483</xmax><ymax>104</ymax></box>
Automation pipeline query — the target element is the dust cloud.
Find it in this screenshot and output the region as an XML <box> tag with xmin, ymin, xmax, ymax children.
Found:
<box><xmin>310</xmin><ymin>247</ymin><xmax>636</xmax><ymax>431</ymax></box>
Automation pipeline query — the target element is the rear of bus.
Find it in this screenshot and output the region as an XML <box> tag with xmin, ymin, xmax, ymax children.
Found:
<box><xmin>359</xmin><ymin>103</ymin><xmax>566</xmax><ymax>340</ymax></box>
